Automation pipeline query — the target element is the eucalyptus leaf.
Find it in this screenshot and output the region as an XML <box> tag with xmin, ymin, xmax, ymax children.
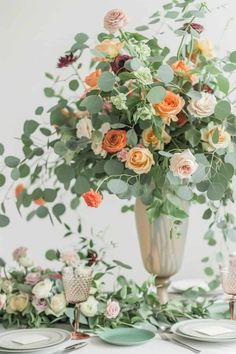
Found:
<box><xmin>107</xmin><ymin>179</ymin><xmax>128</xmax><ymax>194</ymax></box>
<box><xmin>98</xmin><ymin>72</ymin><xmax>116</xmax><ymax>92</ymax></box>
<box><xmin>157</xmin><ymin>64</ymin><xmax>174</xmax><ymax>84</ymax></box>
<box><xmin>146</xmin><ymin>86</ymin><xmax>166</xmax><ymax>104</ymax></box>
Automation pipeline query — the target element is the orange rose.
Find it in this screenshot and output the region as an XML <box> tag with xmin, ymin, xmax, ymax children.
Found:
<box><xmin>85</xmin><ymin>69</ymin><xmax>101</xmax><ymax>88</ymax></box>
<box><xmin>126</xmin><ymin>147</ymin><xmax>154</xmax><ymax>174</ymax></box>
<box><xmin>95</xmin><ymin>39</ymin><xmax>123</xmax><ymax>58</ymax></box>
<box><xmin>102</xmin><ymin>130</ymin><xmax>127</xmax><ymax>153</ymax></box>
<box><xmin>171</xmin><ymin>60</ymin><xmax>196</xmax><ymax>82</ymax></box>
<box><xmin>34</xmin><ymin>198</ymin><xmax>45</xmax><ymax>206</ymax></box>
<box><xmin>142</xmin><ymin>127</ymin><xmax>171</xmax><ymax>150</ymax></box>
<box><xmin>83</xmin><ymin>189</ymin><xmax>102</xmax><ymax>208</ymax></box>
<box><xmin>153</xmin><ymin>91</ymin><xmax>185</xmax><ymax>125</ymax></box>
<box><xmin>15</xmin><ymin>184</ymin><xmax>25</xmax><ymax>199</ymax></box>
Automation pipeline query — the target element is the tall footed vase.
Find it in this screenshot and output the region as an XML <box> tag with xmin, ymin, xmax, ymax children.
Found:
<box><xmin>135</xmin><ymin>199</ymin><xmax>189</xmax><ymax>305</ymax></box>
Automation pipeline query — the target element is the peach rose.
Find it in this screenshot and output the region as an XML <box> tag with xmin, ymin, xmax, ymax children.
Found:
<box><xmin>126</xmin><ymin>147</ymin><xmax>154</xmax><ymax>174</ymax></box>
<box><xmin>83</xmin><ymin>189</ymin><xmax>103</xmax><ymax>208</ymax></box>
<box><xmin>104</xmin><ymin>9</ymin><xmax>128</xmax><ymax>34</ymax></box>
<box><xmin>195</xmin><ymin>39</ymin><xmax>214</xmax><ymax>60</ymax></box>
<box><xmin>201</xmin><ymin>124</ymin><xmax>231</xmax><ymax>151</ymax></box>
<box><xmin>102</xmin><ymin>129</ymin><xmax>127</xmax><ymax>153</ymax></box>
<box><xmin>34</xmin><ymin>198</ymin><xmax>45</xmax><ymax>206</ymax></box>
<box><xmin>15</xmin><ymin>184</ymin><xmax>25</xmax><ymax>199</ymax></box>
<box><xmin>142</xmin><ymin>127</ymin><xmax>171</xmax><ymax>150</ymax></box>
<box><xmin>105</xmin><ymin>300</ymin><xmax>120</xmax><ymax>319</ymax></box>
<box><xmin>85</xmin><ymin>69</ymin><xmax>101</xmax><ymax>88</ymax></box>
<box><xmin>170</xmin><ymin>149</ymin><xmax>198</xmax><ymax>179</ymax></box>
<box><xmin>13</xmin><ymin>247</ymin><xmax>28</xmax><ymax>262</ymax></box>
<box><xmin>95</xmin><ymin>39</ymin><xmax>123</xmax><ymax>58</ymax></box>
<box><xmin>171</xmin><ymin>60</ymin><xmax>196</xmax><ymax>82</ymax></box>
<box><xmin>153</xmin><ymin>91</ymin><xmax>185</xmax><ymax>125</ymax></box>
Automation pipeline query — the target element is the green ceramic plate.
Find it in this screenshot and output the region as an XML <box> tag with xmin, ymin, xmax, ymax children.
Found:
<box><xmin>99</xmin><ymin>327</ymin><xmax>155</xmax><ymax>346</ymax></box>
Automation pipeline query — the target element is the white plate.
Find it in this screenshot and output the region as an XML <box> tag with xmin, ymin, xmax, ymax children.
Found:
<box><xmin>172</xmin><ymin>319</ymin><xmax>236</xmax><ymax>342</ymax></box>
<box><xmin>0</xmin><ymin>328</ymin><xmax>71</xmax><ymax>351</ymax></box>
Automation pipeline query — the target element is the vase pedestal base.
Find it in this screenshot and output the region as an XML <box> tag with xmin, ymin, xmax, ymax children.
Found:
<box><xmin>156</xmin><ymin>277</ymin><xmax>170</xmax><ymax>305</ymax></box>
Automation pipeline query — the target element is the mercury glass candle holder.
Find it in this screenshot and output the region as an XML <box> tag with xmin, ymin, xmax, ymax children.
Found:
<box><xmin>63</xmin><ymin>267</ymin><xmax>93</xmax><ymax>340</ymax></box>
<box><xmin>220</xmin><ymin>268</ymin><xmax>236</xmax><ymax>320</ymax></box>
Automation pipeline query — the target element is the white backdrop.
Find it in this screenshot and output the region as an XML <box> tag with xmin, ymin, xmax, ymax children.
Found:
<box><xmin>0</xmin><ymin>0</ymin><xmax>236</xmax><ymax>284</ymax></box>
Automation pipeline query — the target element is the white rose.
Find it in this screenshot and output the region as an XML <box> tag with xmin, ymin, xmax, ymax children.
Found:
<box><xmin>80</xmin><ymin>296</ymin><xmax>98</xmax><ymax>317</ymax></box>
<box><xmin>201</xmin><ymin>124</ymin><xmax>231</xmax><ymax>151</ymax></box>
<box><xmin>187</xmin><ymin>92</ymin><xmax>216</xmax><ymax>118</ymax></box>
<box><xmin>32</xmin><ymin>279</ymin><xmax>53</xmax><ymax>299</ymax></box>
<box><xmin>18</xmin><ymin>256</ymin><xmax>34</xmax><ymax>268</ymax></box>
<box><xmin>45</xmin><ymin>293</ymin><xmax>67</xmax><ymax>317</ymax></box>
<box><xmin>76</xmin><ymin>117</ymin><xmax>93</xmax><ymax>139</ymax></box>
<box><xmin>170</xmin><ymin>149</ymin><xmax>198</xmax><ymax>179</ymax></box>
<box><xmin>0</xmin><ymin>294</ymin><xmax>7</xmax><ymax>310</ymax></box>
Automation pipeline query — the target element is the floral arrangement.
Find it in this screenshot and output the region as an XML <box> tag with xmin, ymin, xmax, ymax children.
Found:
<box><xmin>0</xmin><ymin>239</ymin><xmax>212</xmax><ymax>330</ymax></box>
<box><xmin>0</xmin><ymin>0</ymin><xmax>236</xmax><ymax>286</ymax></box>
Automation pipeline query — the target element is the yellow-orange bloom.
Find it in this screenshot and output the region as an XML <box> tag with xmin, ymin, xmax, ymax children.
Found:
<box><xmin>171</xmin><ymin>60</ymin><xmax>196</xmax><ymax>82</ymax></box>
<box><xmin>153</xmin><ymin>91</ymin><xmax>185</xmax><ymax>125</ymax></box>
<box><xmin>102</xmin><ymin>130</ymin><xmax>127</xmax><ymax>153</ymax></box>
<box><xmin>126</xmin><ymin>147</ymin><xmax>154</xmax><ymax>174</ymax></box>
<box><xmin>142</xmin><ymin>127</ymin><xmax>171</xmax><ymax>150</ymax></box>
<box><xmin>95</xmin><ymin>39</ymin><xmax>123</xmax><ymax>58</ymax></box>
<box><xmin>85</xmin><ymin>69</ymin><xmax>101</xmax><ymax>88</ymax></box>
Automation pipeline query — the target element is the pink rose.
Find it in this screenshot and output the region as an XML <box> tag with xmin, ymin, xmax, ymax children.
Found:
<box><xmin>32</xmin><ymin>296</ymin><xmax>47</xmax><ymax>313</ymax></box>
<box><xmin>103</xmin><ymin>101</ymin><xmax>113</xmax><ymax>113</ymax></box>
<box><xmin>170</xmin><ymin>149</ymin><xmax>198</xmax><ymax>179</ymax></box>
<box><xmin>12</xmin><ymin>247</ymin><xmax>27</xmax><ymax>262</ymax></box>
<box><xmin>104</xmin><ymin>9</ymin><xmax>128</xmax><ymax>34</ymax></box>
<box><xmin>117</xmin><ymin>148</ymin><xmax>129</xmax><ymax>162</ymax></box>
<box><xmin>105</xmin><ymin>299</ymin><xmax>120</xmax><ymax>319</ymax></box>
<box><xmin>60</xmin><ymin>250</ymin><xmax>79</xmax><ymax>266</ymax></box>
<box><xmin>25</xmin><ymin>272</ymin><xmax>41</xmax><ymax>286</ymax></box>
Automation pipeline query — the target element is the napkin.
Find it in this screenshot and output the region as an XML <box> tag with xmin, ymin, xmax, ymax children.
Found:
<box><xmin>12</xmin><ymin>334</ymin><xmax>49</xmax><ymax>345</ymax></box>
<box><xmin>195</xmin><ymin>326</ymin><xmax>234</xmax><ymax>336</ymax></box>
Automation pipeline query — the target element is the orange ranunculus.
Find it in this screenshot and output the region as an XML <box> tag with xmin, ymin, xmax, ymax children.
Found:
<box><xmin>95</xmin><ymin>39</ymin><xmax>123</xmax><ymax>58</ymax></box>
<box><xmin>102</xmin><ymin>130</ymin><xmax>127</xmax><ymax>153</ymax></box>
<box><xmin>83</xmin><ymin>189</ymin><xmax>102</xmax><ymax>208</ymax></box>
<box><xmin>34</xmin><ymin>198</ymin><xmax>45</xmax><ymax>206</ymax></box>
<box><xmin>84</xmin><ymin>69</ymin><xmax>101</xmax><ymax>88</ymax></box>
<box><xmin>153</xmin><ymin>90</ymin><xmax>185</xmax><ymax>125</ymax></box>
<box><xmin>15</xmin><ymin>184</ymin><xmax>25</xmax><ymax>198</ymax></box>
<box><xmin>171</xmin><ymin>60</ymin><xmax>196</xmax><ymax>82</ymax></box>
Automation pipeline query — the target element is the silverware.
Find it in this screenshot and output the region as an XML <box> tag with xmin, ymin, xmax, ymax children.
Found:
<box><xmin>159</xmin><ymin>332</ymin><xmax>201</xmax><ymax>354</ymax></box>
<box><xmin>52</xmin><ymin>341</ymin><xmax>88</xmax><ymax>353</ymax></box>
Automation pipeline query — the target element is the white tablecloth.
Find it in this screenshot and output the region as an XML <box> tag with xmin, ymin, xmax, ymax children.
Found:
<box><xmin>2</xmin><ymin>328</ymin><xmax>236</xmax><ymax>354</ymax></box>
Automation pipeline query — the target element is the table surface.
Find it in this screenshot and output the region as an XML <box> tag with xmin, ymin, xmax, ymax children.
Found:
<box><xmin>2</xmin><ymin>326</ymin><xmax>236</xmax><ymax>354</ymax></box>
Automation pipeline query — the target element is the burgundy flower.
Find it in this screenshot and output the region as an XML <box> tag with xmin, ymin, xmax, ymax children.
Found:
<box><xmin>176</xmin><ymin>112</ymin><xmax>188</xmax><ymax>127</ymax></box>
<box><xmin>86</xmin><ymin>250</ymin><xmax>98</xmax><ymax>267</ymax></box>
<box><xmin>182</xmin><ymin>22</ymin><xmax>204</xmax><ymax>34</ymax></box>
<box><xmin>57</xmin><ymin>53</ymin><xmax>78</xmax><ymax>68</ymax></box>
<box><xmin>193</xmin><ymin>83</ymin><xmax>214</xmax><ymax>94</ymax></box>
<box><xmin>111</xmin><ymin>55</ymin><xmax>132</xmax><ymax>75</ymax></box>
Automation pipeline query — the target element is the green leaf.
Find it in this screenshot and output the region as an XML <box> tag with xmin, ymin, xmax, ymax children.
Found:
<box><xmin>81</xmin><ymin>95</ymin><xmax>103</xmax><ymax>114</ymax></box>
<box><xmin>43</xmin><ymin>188</ymin><xmax>57</xmax><ymax>202</ymax></box>
<box><xmin>11</xmin><ymin>168</ymin><xmax>20</xmax><ymax>181</ymax></box>
<box><xmin>19</xmin><ymin>164</ymin><xmax>30</xmax><ymax>178</ymax></box>
<box><xmin>124</xmin><ymin>58</ymin><xmax>142</xmax><ymax>71</ymax></box>
<box><xmin>0</xmin><ymin>214</ymin><xmax>10</xmax><ymax>227</ymax></box>
<box><xmin>223</xmin><ymin>63</ymin><xmax>236</xmax><ymax>72</ymax></box>
<box><xmin>225</xmin><ymin>152</ymin><xmax>236</xmax><ymax>169</ymax></box>
<box><xmin>135</xmin><ymin>25</ymin><xmax>149</xmax><ymax>31</ymax></box>
<box><xmin>113</xmin><ymin>260</ymin><xmax>132</xmax><ymax>269</ymax></box>
<box><xmin>207</xmin><ymin>182</ymin><xmax>226</xmax><ymax>200</ymax></box>
<box><xmin>157</xmin><ymin>64</ymin><xmax>174</xmax><ymax>84</ymax></box>
<box><xmin>165</xmin><ymin>10</ymin><xmax>179</xmax><ymax>18</ymax></box>
<box><xmin>107</xmin><ymin>179</ymin><xmax>128</xmax><ymax>194</ymax></box>
<box><xmin>229</xmin><ymin>51</ymin><xmax>236</xmax><ymax>63</ymax></box>
<box><xmin>74</xmin><ymin>32</ymin><xmax>89</xmax><ymax>43</ymax></box>
<box><xmin>94</xmin><ymin>272</ymin><xmax>105</xmax><ymax>280</ymax></box>
<box><xmin>0</xmin><ymin>174</ymin><xmax>6</xmax><ymax>187</ymax></box>
<box><xmin>53</xmin><ymin>203</ymin><xmax>66</xmax><ymax>218</ymax></box>
<box><xmin>69</xmin><ymin>79</ymin><xmax>79</xmax><ymax>91</ymax></box>
<box><xmin>202</xmin><ymin>208</ymin><xmax>212</xmax><ymax>220</ymax></box>
<box><xmin>146</xmin><ymin>86</ymin><xmax>166</xmax><ymax>104</ymax></box>
<box><xmin>24</xmin><ymin>120</ymin><xmax>39</xmax><ymax>135</ymax></box>
<box><xmin>127</xmin><ymin>129</ymin><xmax>138</xmax><ymax>146</ymax></box>
<box><xmin>56</xmin><ymin>164</ymin><xmax>75</xmax><ymax>185</ymax></box>
<box><xmin>0</xmin><ymin>143</ymin><xmax>4</xmax><ymax>155</ymax></box>
<box><xmin>217</xmin><ymin>75</ymin><xmax>229</xmax><ymax>94</ymax></box>
<box><xmin>98</xmin><ymin>72</ymin><xmax>116</xmax><ymax>92</ymax></box>
<box><xmin>45</xmin><ymin>249</ymin><xmax>59</xmax><ymax>261</ymax></box>
<box><xmin>162</xmin><ymin>199</ymin><xmax>188</xmax><ymax>219</ymax></box>
<box><xmin>35</xmin><ymin>106</ymin><xmax>44</xmax><ymax>115</ymax></box>
<box><xmin>36</xmin><ymin>206</ymin><xmax>48</xmax><ymax>218</ymax></box>
<box><xmin>74</xmin><ymin>176</ymin><xmax>90</xmax><ymax>195</ymax></box>
<box><xmin>176</xmin><ymin>186</ymin><xmax>193</xmax><ymax>201</ymax></box>
<box><xmin>4</xmin><ymin>156</ymin><xmax>20</xmax><ymax>168</ymax></box>
<box><xmin>218</xmin><ymin>163</ymin><xmax>234</xmax><ymax>180</ymax></box>
<box><xmin>54</xmin><ymin>141</ymin><xmax>68</xmax><ymax>156</ymax></box>
<box><xmin>212</xmin><ymin>128</ymin><xmax>219</xmax><ymax>144</ymax></box>
<box><xmin>214</xmin><ymin>100</ymin><xmax>231</xmax><ymax>120</ymax></box>
<box><xmin>185</xmin><ymin>128</ymin><xmax>201</xmax><ymax>147</ymax></box>
<box><xmin>45</xmin><ymin>72</ymin><xmax>54</xmax><ymax>80</ymax></box>
<box><xmin>227</xmin><ymin>228</ymin><xmax>236</xmax><ymax>242</ymax></box>
<box><xmin>104</xmin><ymin>160</ymin><xmax>124</xmax><ymax>175</ymax></box>
<box><xmin>204</xmin><ymin>267</ymin><xmax>214</xmax><ymax>276</ymax></box>
<box><xmin>44</xmin><ymin>87</ymin><xmax>55</xmax><ymax>97</ymax></box>
<box><xmin>40</xmin><ymin>127</ymin><xmax>52</xmax><ymax>136</ymax></box>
